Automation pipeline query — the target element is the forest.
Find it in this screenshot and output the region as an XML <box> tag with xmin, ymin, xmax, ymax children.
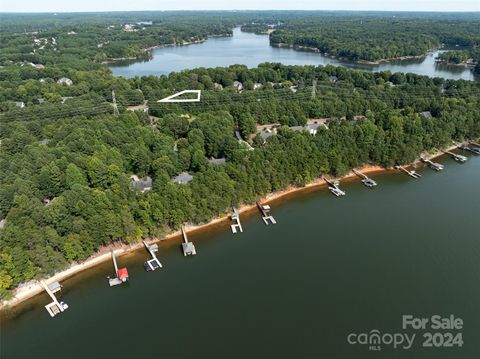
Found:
<box><xmin>1</xmin><ymin>12</ymin><xmax>480</xmax><ymax>299</ymax></box>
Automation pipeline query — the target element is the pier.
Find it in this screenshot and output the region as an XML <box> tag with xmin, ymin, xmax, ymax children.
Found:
<box><xmin>323</xmin><ymin>177</ymin><xmax>346</xmax><ymax>196</ymax></box>
<box><xmin>352</xmin><ymin>169</ymin><xmax>377</xmax><ymax>188</ymax></box>
<box><xmin>41</xmin><ymin>280</ymin><xmax>68</xmax><ymax>317</ymax></box>
<box><xmin>256</xmin><ymin>201</ymin><xmax>276</xmax><ymax>225</ymax></box>
<box><xmin>230</xmin><ymin>207</ymin><xmax>243</xmax><ymax>234</ymax></box>
<box><xmin>181</xmin><ymin>226</ymin><xmax>197</xmax><ymax>256</ymax></box>
<box><xmin>458</xmin><ymin>143</ymin><xmax>480</xmax><ymax>155</ymax></box>
<box><xmin>395</xmin><ymin>165</ymin><xmax>422</xmax><ymax>178</ymax></box>
<box><xmin>108</xmin><ymin>250</ymin><xmax>129</xmax><ymax>286</ymax></box>
<box><xmin>444</xmin><ymin>151</ymin><xmax>467</xmax><ymax>163</ymax></box>
<box><xmin>143</xmin><ymin>240</ymin><xmax>162</xmax><ymax>271</ymax></box>
<box><xmin>420</xmin><ymin>158</ymin><xmax>444</xmax><ymax>171</ymax></box>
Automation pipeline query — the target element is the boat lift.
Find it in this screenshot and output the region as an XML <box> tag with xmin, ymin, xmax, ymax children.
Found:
<box><xmin>395</xmin><ymin>165</ymin><xmax>422</xmax><ymax>178</ymax></box>
<box><xmin>420</xmin><ymin>157</ymin><xmax>444</xmax><ymax>171</ymax></box>
<box><xmin>458</xmin><ymin>143</ymin><xmax>480</xmax><ymax>155</ymax></box>
<box><xmin>181</xmin><ymin>226</ymin><xmax>197</xmax><ymax>256</ymax></box>
<box><xmin>444</xmin><ymin>151</ymin><xmax>467</xmax><ymax>163</ymax></box>
<box><xmin>352</xmin><ymin>169</ymin><xmax>377</xmax><ymax>188</ymax></box>
<box><xmin>143</xmin><ymin>240</ymin><xmax>162</xmax><ymax>271</ymax></box>
<box><xmin>323</xmin><ymin>177</ymin><xmax>346</xmax><ymax>196</ymax></box>
<box><xmin>256</xmin><ymin>201</ymin><xmax>276</xmax><ymax>225</ymax></box>
<box><xmin>230</xmin><ymin>207</ymin><xmax>243</xmax><ymax>234</ymax></box>
<box><xmin>41</xmin><ymin>280</ymin><xmax>69</xmax><ymax>318</ymax></box>
<box><xmin>108</xmin><ymin>250</ymin><xmax>129</xmax><ymax>286</ymax></box>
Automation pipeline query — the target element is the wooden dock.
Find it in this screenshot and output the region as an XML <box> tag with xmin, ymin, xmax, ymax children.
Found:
<box><xmin>143</xmin><ymin>240</ymin><xmax>162</xmax><ymax>271</ymax></box>
<box><xmin>323</xmin><ymin>177</ymin><xmax>346</xmax><ymax>196</ymax></box>
<box><xmin>41</xmin><ymin>281</ymin><xmax>68</xmax><ymax>317</ymax></box>
<box><xmin>420</xmin><ymin>158</ymin><xmax>444</xmax><ymax>171</ymax></box>
<box><xmin>230</xmin><ymin>207</ymin><xmax>243</xmax><ymax>234</ymax></box>
<box><xmin>444</xmin><ymin>151</ymin><xmax>467</xmax><ymax>163</ymax></box>
<box><xmin>395</xmin><ymin>165</ymin><xmax>422</xmax><ymax>178</ymax></box>
<box><xmin>181</xmin><ymin>226</ymin><xmax>197</xmax><ymax>256</ymax></box>
<box><xmin>458</xmin><ymin>143</ymin><xmax>480</xmax><ymax>155</ymax></box>
<box><xmin>352</xmin><ymin>169</ymin><xmax>377</xmax><ymax>188</ymax></box>
<box><xmin>256</xmin><ymin>201</ymin><xmax>276</xmax><ymax>225</ymax></box>
<box><xmin>108</xmin><ymin>250</ymin><xmax>129</xmax><ymax>286</ymax></box>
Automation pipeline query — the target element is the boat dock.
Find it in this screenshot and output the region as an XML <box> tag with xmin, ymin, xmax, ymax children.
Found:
<box><xmin>41</xmin><ymin>280</ymin><xmax>69</xmax><ymax>317</ymax></box>
<box><xmin>181</xmin><ymin>226</ymin><xmax>197</xmax><ymax>256</ymax></box>
<box><xmin>143</xmin><ymin>240</ymin><xmax>162</xmax><ymax>271</ymax></box>
<box><xmin>458</xmin><ymin>143</ymin><xmax>480</xmax><ymax>155</ymax></box>
<box><xmin>230</xmin><ymin>207</ymin><xmax>243</xmax><ymax>234</ymax></box>
<box><xmin>395</xmin><ymin>165</ymin><xmax>422</xmax><ymax>178</ymax></box>
<box><xmin>352</xmin><ymin>169</ymin><xmax>377</xmax><ymax>188</ymax></box>
<box><xmin>420</xmin><ymin>158</ymin><xmax>444</xmax><ymax>171</ymax></box>
<box><xmin>256</xmin><ymin>201</ymin><xmax>276</xmax><ymax>225</ymax></box>
<box><xmin>108</xmin><ymin>250</ymin><xmax>129</xmax><ymax>286</ymax></box>
<box><xmin>323</xmin><ymin>177</ymin><xmax>346</xmax><ymax>196</ymax></box>
<box><xmin>444</xmin><ymin>151</ymin><xmax>467</xmax><ymax>163</ymax></box>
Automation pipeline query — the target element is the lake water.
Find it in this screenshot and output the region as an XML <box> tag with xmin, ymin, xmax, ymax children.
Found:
<box><xmin>110</xmin><ymin>28</ymin><xmax>478</xmax><ymax>81</ymax></box>
<box><xmin>2</xmin><ymin>153</ymin><xmax>479</xmax><ymax>358</ymax></box>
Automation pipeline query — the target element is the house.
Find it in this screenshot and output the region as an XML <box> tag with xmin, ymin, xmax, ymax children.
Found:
<box><xmin>130</xmin><ymin>175</ymin><xmax>153</xmax><ymax>192</ymax></box>
<box><xmin>233</xmin><ymin>81</ymin><xmax>243</xmax><ymax>91</ymax></box>
<box><xmin>214</xmin><ymin>83</ymin><xmax>223</xmax><ymax>91</ymax></box>
<box><xmin>419</xmin><ymin>111</ymin><xmax>433</xmax><ymax>118</ymax></box>
<box><xmin>289</xmin><ymin>125</ymin><xmax>304</xmax><ymax>132</ymax></box>
<box><xmin>172</xmin><ymin>172</ymin><xmax>193</xmax><ymax>184</ymax></box>
<box><xmin>253</xmin><ymin>83</ymin><xmax>263</xmax><ymax>90</ymax></box>
<box><xmin>57</xmin><ymin>77</ymin><xmax>73</xmax><ymax>86</ymax></box>
<box><xmin>37</xmin><ymin>98</ymin><xmax>45</xmax><ymax>104</ymax></box>
<box><xmin>41</xmin><ymin>139</ymin><xmax>50</xmax><ymax>145</ymax></box>
<box><xmin>328</xmin><ymin>76</ymin><xmax>338</xmax><ymax>83</ymax></box>
<box><xmin>61</xmin><ymin>97</ymin><xmax>73</xmax><ymax>104</ymax></box>
<box><xmin>208</xmin><ymin>157</ymin><xmax>226</xmax><ymax>165</ymax></box>
<box><xmin>306</xmin><ymin>123</ymin><xmax>323</xmax><ymax>135</ymax></box>
<box><xmin>67</xmin><ymin>31</ymin><xmax>77</xmax><ymax>35</ymax></box>
<box><xmin>0</xmin><ymin>219</ymin><xmax>5</xmax><ymax>229</ymax></box>
<box><xmin>14</xmin><ymin>101</ymin><xmax>25</xmax><ymax>108</ymax></box>
<box><xmin>258</xmin><ymin>129</ymin><xmax>276</xmax><ymax>143</ymax></box>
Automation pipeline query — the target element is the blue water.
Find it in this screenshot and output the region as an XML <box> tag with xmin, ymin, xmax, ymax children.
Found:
<box><xmin>110</xmin><ymin>28</ymin><xmax>478</xmax><ymax>81</ymax></box>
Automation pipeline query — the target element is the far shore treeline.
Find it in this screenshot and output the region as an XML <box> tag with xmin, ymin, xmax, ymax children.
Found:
<box><xmin>0</xmin><ymin>11</ymin><xmax>480</xmax><ymax>299</ymax></box>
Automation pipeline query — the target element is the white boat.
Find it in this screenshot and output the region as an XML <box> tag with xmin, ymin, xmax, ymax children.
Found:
<box><xmin>329</xmin><ymin>186</ymin><xmax>346</xmax><ymax>196</ymax></box>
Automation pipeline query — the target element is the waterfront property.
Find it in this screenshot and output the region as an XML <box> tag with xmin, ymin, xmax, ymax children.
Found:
<box><xmin>352</xmin><ymin>169</ymin><xmax>377</xmax><ymax>188</ymax></box>
<box><xmin>256</xmin><ymin>201</ymin><xmax>276</xmax><ymax>225</ymax></box>
<box><xmin>41</xmin><ymin>281</ymin><xmax>68</xmax><ymax>318</ymax></box>
<box><xmin>108</xmin><ymin>250</ymin><xmax>129</xmax><ymax>286</ymax></box>
<box><xmin>181</xmin><ymin>226</ymin><xmax>197</xmax><ymax>256</ymax></box>
<box><xmin>143</xmin><ymin>240</ymin><xmax>162</xmax><ymax>271</ymax></box>
<box><xmin>395</xmin><ymin>165</ymin><xmax>422</xmax><ymax>178</ymax></box>
<box><xmin>230</xmin><ymin>207</ymin><xmax>243</xmax><ymax>234</ymax></box>
<box><xmin>421</xmin><ymin>158</ymin><xmax>444</xmax><ymax>171</ymax></box>
<box><xmin>444</xmin><ymin>151</ymin><xmax>468</xmax><ymax>163</ymax></box>
<box><xmin>323</xmin><ymin>177</ymin><xmax>346</xmax><ymax>196</ymax></box>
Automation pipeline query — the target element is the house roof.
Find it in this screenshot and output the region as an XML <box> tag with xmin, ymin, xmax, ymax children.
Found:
<box><xmin>419</xmin><ymin>111</ymin><xmax>433</xmax><ymax>118</ymax></box>
<box><xmin>208</xmin><ymin>157</ymin><xmax>226</xmax><ymax>165</ymax></box>
<box><xmin>172</xmin><ymin>172</ymin><xmax>193</xmax><ymax>184</ymax></box>
<box><xmin>130</xmin><ymin>175</ymin><xmax>152</xmax><ymax>191</ymax></box>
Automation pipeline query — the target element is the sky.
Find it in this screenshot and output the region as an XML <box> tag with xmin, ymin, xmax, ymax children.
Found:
<box><xmin>1</xmin><ymin>0</ymin><xmax>479</xmax><ymax>13</ymax></box>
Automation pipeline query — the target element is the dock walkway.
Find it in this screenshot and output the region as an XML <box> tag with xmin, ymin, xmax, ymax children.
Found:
<box><xmin>256</xmin><ymin>201</ymin><xmax>276</xmax><ymax>225</ymax></box>
<box><xmin>395</xmin><ymin>165</ymin><xmax>422</xmax><ymax>178</ymax></box>
<box><xmin>41</xmin><ymin>281</ymin><xmax>68</xmax><ymax>317</ymax></box>
<box><xmin>143</xmin><ymin>240</ymin><xmax>162</xmax><ymax>271</ymax></box>
<box><xmin>181</xmin><ymin>226</ymin><xmax>197</xmax><ymax>256</ymax></box>
<box><xmin>352</xmin><ymin>169</ymin><xmax>377</xmax><ymax>188</ymax></box>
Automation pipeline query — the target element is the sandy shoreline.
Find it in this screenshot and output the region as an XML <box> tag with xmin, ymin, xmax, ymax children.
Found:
<box><xmin>0</xmin><ymin>146</ymin><xmax>463</xmax><ymax>310</ymax></box>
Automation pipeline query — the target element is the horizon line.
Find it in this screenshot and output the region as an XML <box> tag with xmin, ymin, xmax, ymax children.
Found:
<box><xmin>1</xmin><ymin>9</ymin><xmax>480</xmax><ymax>14</ymax></box>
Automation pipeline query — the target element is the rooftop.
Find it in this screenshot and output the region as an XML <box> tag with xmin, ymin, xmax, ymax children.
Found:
<box><xmin>172</xmin><ymin>172</ymin><xmax>193</xmax><ymax>184</ymax></box>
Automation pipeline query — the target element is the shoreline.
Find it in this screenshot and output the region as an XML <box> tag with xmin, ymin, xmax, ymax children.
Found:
<box><xmin>0</xmin><ymin>145</ymin><xmax>462</xmax><ymax>310</ymax></box>
<box><xmin>270</xmin><ymin>42</ymin><xmax>436</xmax><ymax>64</ymax></box>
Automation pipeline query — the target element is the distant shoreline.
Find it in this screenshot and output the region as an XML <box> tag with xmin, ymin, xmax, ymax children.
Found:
<box><xmin>0</xmin><ymin>145</ymin><xmax>462</xmax><ymax>311</ymax></box>
<box><xmin>270</xmin><ymin>42</ymin><xmax>437</xmax><ymax>64</ymax></box>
